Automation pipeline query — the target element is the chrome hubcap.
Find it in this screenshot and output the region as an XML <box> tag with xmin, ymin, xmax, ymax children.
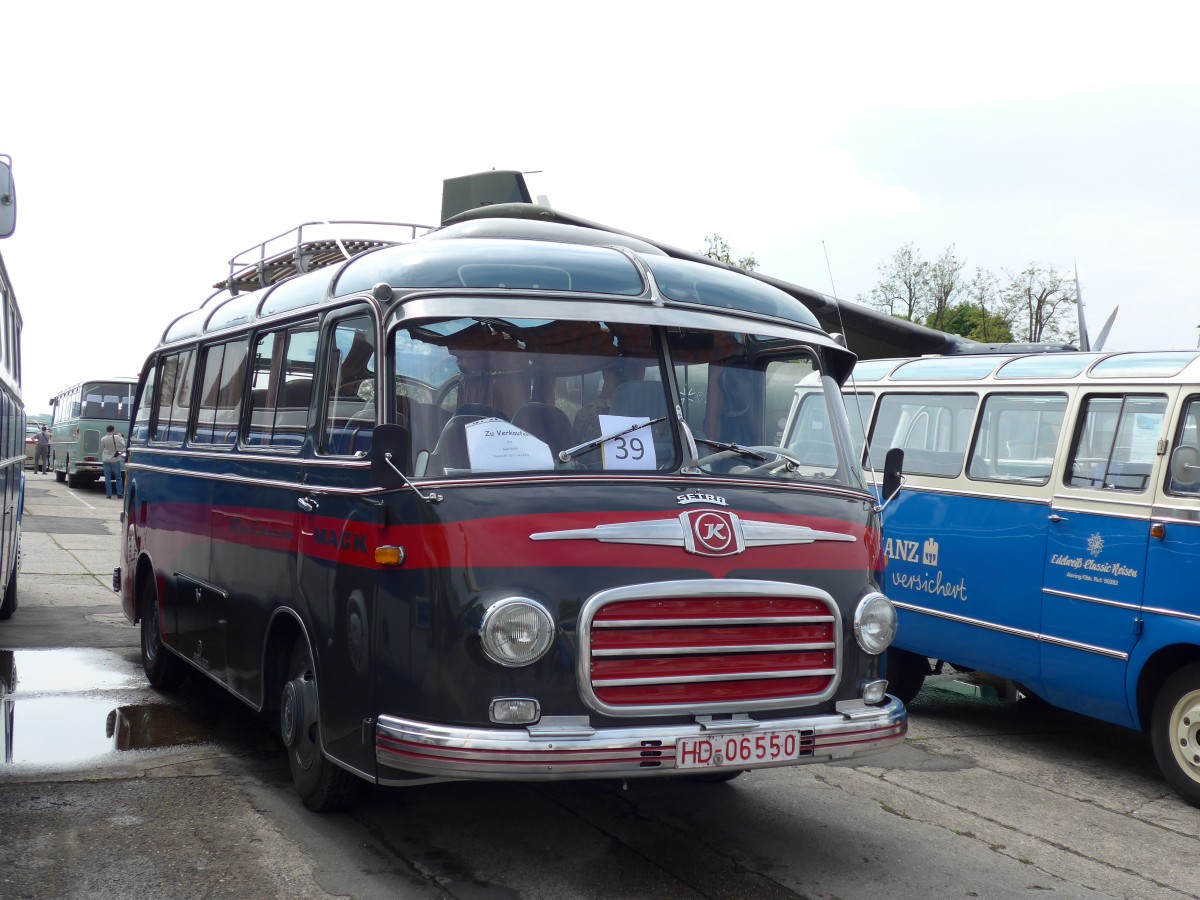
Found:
<box><xmin>1171</xmin><ymin>688</ymin><xmax>1200</xmax><ymax>780</ymax></box>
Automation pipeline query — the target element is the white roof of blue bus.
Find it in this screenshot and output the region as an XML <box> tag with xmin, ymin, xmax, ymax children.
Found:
<box><xmin>849</xmin><ymin>350</ymin><xmax>1200</xmax><ymax>384</ymax></box>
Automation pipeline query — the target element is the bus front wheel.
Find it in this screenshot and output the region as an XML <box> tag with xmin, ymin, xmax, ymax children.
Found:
<box><xmin>885</xmin><ymin>648</ymin><xmax>929</xmax><ymax>705</ymax></box>
<box><xmin>280</xmin><ymin>638</ymin><xmax>361</xmax><ymax>812</ymax></box>
<box><xmin>140</xmin><ymin>577</ymin><xmax>186</xmax><ymax>690</ymax></box>
<box><xmin>1152</xmin><ymin>663</ymin><xmax>1200</xmax><ymax>808</ymax></box>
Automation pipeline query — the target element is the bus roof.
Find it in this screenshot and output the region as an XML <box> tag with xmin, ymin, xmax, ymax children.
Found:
<box><xmin>848</xmin><ymin>350</ymin><xmax>1200</xmax><ymax>385</ymax></box>
<box><xmin>164</xmin><ymin>228</ymin><xmax>826</xmax><ymax>346</ymax></box>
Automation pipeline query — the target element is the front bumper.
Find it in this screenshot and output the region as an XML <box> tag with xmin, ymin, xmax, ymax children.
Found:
<box><xmin>376</xmin><ymin>697</ymin><xmax>906</xmax><ymax>784</ymax></box>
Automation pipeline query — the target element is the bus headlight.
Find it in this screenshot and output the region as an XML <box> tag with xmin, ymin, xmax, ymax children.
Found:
<box><xmin>480</xmin><ymin>597</ymin><xmax>555</xmax><ymax>667</ymax></box>
<box><xmin>853</xmin><ymin>592</ymin><xmax>897</xmax><ymax>655</ymax></box>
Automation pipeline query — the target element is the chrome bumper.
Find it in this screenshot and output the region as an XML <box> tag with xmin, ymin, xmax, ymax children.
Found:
<box><xmin>375</xmin><ymin>697</ymin><xmax>906</xmax><ymax>783</ymax></box>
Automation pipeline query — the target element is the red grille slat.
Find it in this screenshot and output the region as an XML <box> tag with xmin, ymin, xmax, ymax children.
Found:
<box><xmin>591</xmin><ymin>623</ymin><xmax>831</xmax><ymax>651</ymax></box>
<box><xmin>584</xmin><ymin>593</ymin><xmax>840</xmax><ymax>712</ymax></box>
<box><xmin>592</xmin><ymin>651</ymin><xmax>833</xmax><ymax>682</ymax></box>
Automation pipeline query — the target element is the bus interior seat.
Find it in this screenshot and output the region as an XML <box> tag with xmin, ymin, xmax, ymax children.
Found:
<box><xmin>610</xmin><ymin>381</ymin><xmax>668</xmax><ymax>420</ymax></box>
<box><xmin>425</xmin><ymin>414</ymin><xmax>496</xmax><ymax>476</ymax></box>
<box><xmin>511</xmin><ymin>402</ymin><xmax>573</xmax><ymax>456</ymax></box>
<box><xmin>281</xmin><ymin>379</ymin><xmax>313</xmax><ymax>409</ymax></box>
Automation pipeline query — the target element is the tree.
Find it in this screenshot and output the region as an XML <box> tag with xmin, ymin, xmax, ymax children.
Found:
<box><xmin>861</xmin><ymin>242</ymin><xmax>929</xmax><ymax>321</ymax></box>
<box><xmin>1000</xmin><ymin>263</ymin><xmax>1077</xmax><ymax>343</ymax></box>
<box><xmin>923</xmin><ymin>246</ymin><xmax>966</xmax><ymax>332</ymax></box>
<box><xmin>702</xmin><ymin>233</ymin><xmax>758</xmax><ymax>271</ymax></box>
<box><xmin>948</xmin><ymin>267</ymin><xmax>1013</xmax><ymax>343</ymax></box>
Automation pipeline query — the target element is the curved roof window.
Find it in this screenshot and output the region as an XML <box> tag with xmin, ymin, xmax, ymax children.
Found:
<box><xmin>890</xmin><ymin>355</ymin><xmax>1002</xmax><ymax>381</ymax></box>
<box><xmin>334</xmin><ymin>239</ymin><xmax>645</xmax><ymax>298</ymax></box>
<box><xmin>641</xmin><ymin>256</ymin><xmax>820</xmax><ymax>328</ymax></box>
<box><xmin>1089</xmin><ymin>351</ymin><xmax>1200</xmax><ymax>378</ymax></box>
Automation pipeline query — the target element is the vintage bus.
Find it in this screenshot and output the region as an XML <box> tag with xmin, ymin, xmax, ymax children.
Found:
<box><xmin>784</xmin><ymin>350</ymin><xmax>1200</xmax><ymax>806</ymax></box>
<box><xmin>1</xmin><ymin>153</ymin><xmax>23</xmax><ymax>621</ymax></box>
<box><xmin>116</xmin><ymin>180</ymin><xmax>906</xmax><ymax>811</ymax></box>
<box><xmin>48</xmin><ymin>378</ymin><xmax>137</xmax><ymax>487</ymax></box>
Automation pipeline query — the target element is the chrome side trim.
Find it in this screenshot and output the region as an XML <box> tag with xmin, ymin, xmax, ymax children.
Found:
<box><xmin>375</xmin><ymin>698</ymin><xmax>907</xmax><ymax>782</ymax></box>
<box><xmin>894</xmin><ymin>601</ymin><xmax>1129</xmax><ymax>661</ymax></box>
<box><xmin>1042</xmin><ymin>587</ymin><xmax>1141</xmax><ymax>612</ymax></box>
<box><xmin>1142</xmin><ymin>605</ymin><xmax>1200</xmax><ymax>625</ymax></box>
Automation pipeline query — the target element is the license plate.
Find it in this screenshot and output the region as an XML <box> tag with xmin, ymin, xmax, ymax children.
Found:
<box><xmin>675</xmin><ymin>729</ymin><xmax>805</xmax><ymax>769</ymax></box>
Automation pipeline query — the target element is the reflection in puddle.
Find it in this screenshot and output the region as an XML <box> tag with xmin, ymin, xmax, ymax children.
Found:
<box><xmin>1</xmin><ymin>649</ymin><xmax>211</xmax><ymax>767</ymax></box>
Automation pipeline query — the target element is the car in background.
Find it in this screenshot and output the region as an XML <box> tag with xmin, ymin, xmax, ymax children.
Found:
<box><xmin>24</xmin><ymin>423</ymin><xmax>43</xmax><ymax>468</ymax></box>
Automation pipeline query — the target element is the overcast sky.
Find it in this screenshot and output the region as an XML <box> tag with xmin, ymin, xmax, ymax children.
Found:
<box><xmin>4</xmin><ymin>0</ymin><xmax>1199</xmax><ymax>415</ymax></box>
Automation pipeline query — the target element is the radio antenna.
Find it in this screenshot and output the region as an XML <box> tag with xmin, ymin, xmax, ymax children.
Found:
<box><xmin>822</xmin><ymin>240</ymin><xmax>880</xmax><ymax>503</ymax></box>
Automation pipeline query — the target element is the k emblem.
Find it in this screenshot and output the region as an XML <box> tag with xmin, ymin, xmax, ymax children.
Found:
<box><xmin>684</xmin><ymin>509</ymin><xmax>742</xmax><ymax>557</ymax></box>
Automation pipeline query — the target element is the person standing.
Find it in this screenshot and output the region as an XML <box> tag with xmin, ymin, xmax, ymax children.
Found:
<box><xmin>100</xmin><ymin>424</ymin><xmax>126</xmax><ymax>500</ymax></box>
<box><xmin>33</xmin><ymin>424</ymin><xmax>51</xmax><ymax>474</ymax></box>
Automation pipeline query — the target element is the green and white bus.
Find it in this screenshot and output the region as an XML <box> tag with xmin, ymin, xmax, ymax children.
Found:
<box><xmin>49</xmin><ymin>378</ymin><xmax>136</xmax><ymax>487</ymax></box>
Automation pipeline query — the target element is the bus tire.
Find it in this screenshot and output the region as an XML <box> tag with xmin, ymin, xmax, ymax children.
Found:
<box><xmin>281</xmin><ymin>638</ymin><xmax>361</xmax><ymax>812</ymax></box>
<box><xmin>140</xmin><ymin>576</ymin><xmax>186</xmax><ymax>690</ymax></box>
<box><xmin>0</xmin><ymin>562</ymin><xmax>16</xmax><ymax>621</ymax></box>
<box><xmin>55</xmin><ymin>469</ymin><xmax>65</xmax><ymax>483</ymax></box>
<box><xmin>1151</xmin><ymin>663</ymin><xmax>1200</xmax><ymax>808</ymax></box>
<box><xmin>885</xmin><ymin>648</ymin><xmax>928</xmax><ymax>705</ymax></box>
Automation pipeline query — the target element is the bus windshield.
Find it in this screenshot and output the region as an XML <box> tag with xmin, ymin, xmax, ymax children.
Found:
<box><xmin>391</xmin><ymin>317</ymin><xmax>861</xmax><ymax>486</ymax></box>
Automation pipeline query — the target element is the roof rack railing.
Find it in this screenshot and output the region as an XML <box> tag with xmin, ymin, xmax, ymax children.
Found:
<box><xmin>212</xmin><ymin>219</ymin><xmax>434</xmax><ymax>298</ymax></box>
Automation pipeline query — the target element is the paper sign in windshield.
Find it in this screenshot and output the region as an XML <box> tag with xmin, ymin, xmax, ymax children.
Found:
<box><xmin>465</xmin><ymin>417</ymin><xmax>554</xmax><ymax>472</ymax></box>
<box><xmin>598</xmin><ymin>414</ymin><xmax>657</xmax><ymax>470</ymax></box>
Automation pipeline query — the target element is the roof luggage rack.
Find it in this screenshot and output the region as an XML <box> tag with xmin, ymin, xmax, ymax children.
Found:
<box><xmin>213</xmin><ymin>220</ymin><xmax>433</xmax><ymax>296</ymax></box>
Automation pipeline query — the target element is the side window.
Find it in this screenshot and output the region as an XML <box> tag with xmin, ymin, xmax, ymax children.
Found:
<box><xmin>968</xmin><ymin>393</ymin><xmax>1067</xmax><ymax>484</ymax></box>
<box><xmin>867</xmin><ymin>393</ymin><xmax>979</xmax><ymax>477</ymax></box>
<box><xmin>151</xmin><ymin>350</ymin><xmax>194</xmax><ymax>443</ymax></box>
<box><xmin>193</xmin><ymin>339</ymin><xmax>249</xmax><ymax>446</ymax></box>
<box><xmin>132</xmin><ymin>366</ymin><xmax>157</xmax><ymax>444</ymax></box>
<box><xmin>321</xmin><ymin>315</ymin><xmax>375</xmax><ymax>456</ymax></box>
<box><xmin>246</xmin><ymin>324</ymin><xmax>317</xmax><ymax>448</ymax></box>
<box><xmin>1066</xmin><ymin>394</ymin><xmax>1166</xmax><ymax>491</ymax></box>
<box><xmin>1166</xmin><ymin>396</ymin><xmax>1200</xmax><ymax>496</ymax></box>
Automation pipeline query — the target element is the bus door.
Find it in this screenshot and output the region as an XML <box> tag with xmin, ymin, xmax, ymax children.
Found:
<box><xmin>295</xmin><ymin>313</ymin><xmax>379</xmax><ymax>777</ymax></box>
<box><xmin>1042</xmin><ymin>392</ymin><xmax>1169</xmax><ymax>727</ymax></box>
<box><xmin>1142</xmin><ymin>396</ymin><xmax>1200</xmax><ymax>689</ymax></box>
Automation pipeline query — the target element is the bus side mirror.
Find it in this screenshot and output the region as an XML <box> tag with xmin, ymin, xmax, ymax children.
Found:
<box><xmin>1170</xmin><ymin>445</ymin><xmax>1200</xmax><ymax>487</ymax></box>
<box><xmin>0</xmin><ymin>156</ymin><xmax>15</xmax><ymax>240</ymax></box>
<box><xmin>370</xmin><ymin>424</ymin><xmax>412</xmax><ymax>488</ymax></box>
<box><xmin>881</xmin><ymin>447</ymin><xmax>905</xmax><ymax>503</ymax></box>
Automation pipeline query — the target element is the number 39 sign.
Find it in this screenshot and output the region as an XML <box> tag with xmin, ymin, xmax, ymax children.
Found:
<box><xmin>597</xmin><ymin>415</ymin><xmax>658</xmax><ymax>471</ymax></box>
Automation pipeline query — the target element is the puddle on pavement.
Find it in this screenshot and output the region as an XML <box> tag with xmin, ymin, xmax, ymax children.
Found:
<box><xmin>1</xmin><ymin>648</ymin><xmax>212</xmax><ymax>767</ymax></box>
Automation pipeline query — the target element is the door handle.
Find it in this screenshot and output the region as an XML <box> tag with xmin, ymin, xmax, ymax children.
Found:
<box><xmin>1048</xmin><ymin>513</ymin><xmax>1067</xmax><ymax>523</ymax></box>
<box><xmin>297</xmin><ymin>497</ymin><xmax>319</xmax><ymax>513</ymax></box>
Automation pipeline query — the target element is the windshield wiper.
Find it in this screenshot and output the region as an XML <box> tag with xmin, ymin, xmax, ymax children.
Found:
<box><xmin>558</xmin><ymin>416</ymin><xmax>667</xmax><ymax>462</ymax></box>
<box><xmin>693</xmin><ymin>438</ymin><xmax>770</xmax><ymax>462</ymax></box>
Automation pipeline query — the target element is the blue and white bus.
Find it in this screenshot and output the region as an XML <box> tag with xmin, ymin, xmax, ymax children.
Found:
<box><xmin>783</xmin><ymin>350</ymin><xmax>1200</xmax><ymax>806</ymax></box>
<box><xmin>0</xmin><ymin>154</ymin><xmax>23</xmax><ymax>621</ymax></box>
<box><xmin>115</xmin><ymin>173</ymin><xmax>907</xmax><ymax>812</ymax></box>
